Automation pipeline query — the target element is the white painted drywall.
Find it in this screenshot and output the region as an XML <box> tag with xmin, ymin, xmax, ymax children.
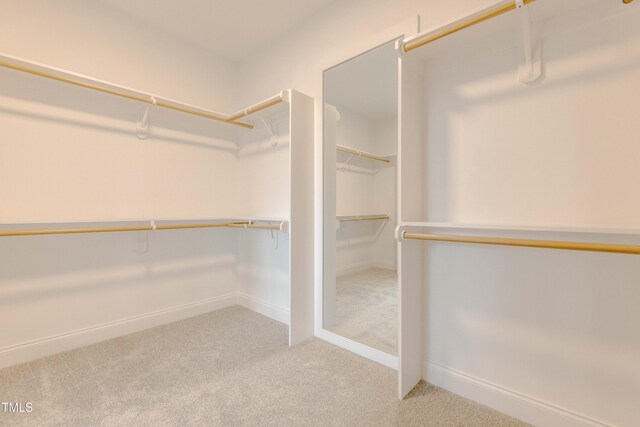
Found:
<box><xmin>237</xmin><ymin>0</ymin><xmax>640</xmax><ymax>425</ymax></box>
<box><xmin>0</xmin><ymin>0</ymin><xmax>286</xmax><ymax>367</ymax></box>
<box><xmin>237</xmin><ymin>0</ymin><xmax>495</xmax><ymax>105</ymax></box>
<box><xmin>417</xmin><ymin>6</ymin><xmax>640</xmax><ymax>425</ymax></box>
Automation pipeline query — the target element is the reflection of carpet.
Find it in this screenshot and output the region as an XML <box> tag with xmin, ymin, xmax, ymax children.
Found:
<box><xmin>329</xmin><ymin>268</ymin><xmax>398</xmax><ymax>355</ymax></box>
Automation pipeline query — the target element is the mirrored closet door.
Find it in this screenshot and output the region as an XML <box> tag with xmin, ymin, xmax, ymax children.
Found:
<box><xmin>323</xmin><ymin>41</ymin><xmax>399</xmax><ymax>355</ymax></box>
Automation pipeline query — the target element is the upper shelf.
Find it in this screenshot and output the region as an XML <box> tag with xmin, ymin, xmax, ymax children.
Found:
<box><xmin>338</xmin><ymin>214</ymin><xmax>390</xmax><ymax>223</ymax></box>
<box><xmin>401</xmin><ymin>0</ymin><xmax>635</xmax><ymax>60</ymax></box>
<box><xmin>399</xmin><ymin>221</ymin><xmax>640</xmax><ymax>236</ymax></box>
<box><xmin>0</xmin><ymin>217</ymin><xmax>290</xmax><ymax>237</ymax></box>
<box><xmin>0</xmin><ymin>52</ymin><xmax>287</xmax><ymax>130</ymax></box>
<box><xmin>336</xmin><ymin>144</ymin><xmax>395</xmax><ymax>164</ymax></box>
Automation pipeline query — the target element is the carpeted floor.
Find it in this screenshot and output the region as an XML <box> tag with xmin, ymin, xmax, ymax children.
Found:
<box><xmin>329</xmin><ymin>268</ymin><xmax>398</xmax><ymax>355</ymax></box>
<box><xmin>0</xmin><ymin>306</ymin><xmax>527</xmax><ymax>426</ymax></box>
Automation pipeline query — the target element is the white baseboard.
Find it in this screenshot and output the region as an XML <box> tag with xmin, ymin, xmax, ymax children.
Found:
<box><xmin>424</xmin><ymin>361</ymin><xmax>609</xmax><ymax>427</ymax></box>
<box><xmin>236</xmin><ymin>292</ymin><xmax>289</xmax><ymax>325</ymax></box>
<box><xmin>0</xmin><ymin>293</ymin><xmax>238</xmax><ymax>369</ymax></box>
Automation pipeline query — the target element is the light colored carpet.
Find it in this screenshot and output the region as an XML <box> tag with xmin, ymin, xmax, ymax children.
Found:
<box><xmin>330</xmin><ymin>268</ymin><xmax>398</xmax><ymax>355</ymax></box>
<box><xmin>0</xmin><ymin>306</ymin><xmax>527</xmax><ymax>426</ymax></box>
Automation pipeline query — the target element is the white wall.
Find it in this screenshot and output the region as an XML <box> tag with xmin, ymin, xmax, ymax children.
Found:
<box><xmin>236</xmin><ymin>110</ymin><xmax>291</xmax><ymax>321</ymax></box>
<box><xmin>238</xmin><ymin>0</ymin><xmax>640</xmax><ymax>425</ymax></box>
<box><xmin>237</xmin><ymin>0</ymin><xmax>498</xmax><ymax>105</ymax></box>
<box><xmin>0</xmin><ymin>0</ymin><xmax>239</xmax><ymax>112</ymax></box>
<box><xmin>0</xmin><ymin>0</ymin><xmax>246</xmax><ymax>367</ymax></box>
<box><xmin>418</xmin><ymin>5</ymin><xmax>640</xmax><ymax>426</ymax></box>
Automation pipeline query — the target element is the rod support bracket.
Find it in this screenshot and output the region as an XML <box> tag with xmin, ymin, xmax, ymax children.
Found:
<box><xmin>395</xmin><ymin>224</ymin><xmax>408</xmax><ymax>242</ymax></box>
<box><xmin>280</xmin><ymin>89</ymin><xmax>291</xmax><ymax>104</ymax></box>
<box><xmin>517</xmin><ymin>1</ymin><xmax>543</xmax><ymax>85</ymax></box>
<box><xmin>136</xmin><ymin>96</ymin><xmax>157</xmax><ymax>139</ymax></box>
<box><xmin>395</xmin><ymin>39</ymin><xmax>407</xmax><ymax>56</ymax></box>
<box><xmin>258</xmin><ymin>114</ymin><xmax>278</xmax><ymax>146</ymax></box>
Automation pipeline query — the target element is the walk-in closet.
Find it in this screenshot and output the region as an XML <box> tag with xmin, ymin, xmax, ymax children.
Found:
<box><xmin>0</xmin><ymin>54</ymin><xmax>314</xmax><ymax>358</ymax></box>
<box><xmin>2</xmin><ymin>0</ymin><xmax>639</xmax><ymax>425</ymax></box>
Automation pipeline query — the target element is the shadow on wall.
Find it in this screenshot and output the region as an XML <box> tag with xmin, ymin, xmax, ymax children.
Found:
<box><xmin>423</xmin><ymin>5</ymin><xmax>640</xmax><ymax>224</ymax></box>
<box><xmin>0</xmin><ymin>70</ymin><xmax>239</xmax><ymax>152</ymax></box>
<box><xmin>0</xmin><ymin>228</ymin><xmax>240</xmax><ymax>282</ymax></box>
<box><xmin>424</xmin><ymin>242</ymin><xmax>640</xmax><ymax>408</ymax></box>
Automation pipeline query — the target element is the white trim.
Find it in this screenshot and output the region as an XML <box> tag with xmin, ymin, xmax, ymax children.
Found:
<box><xmin>316</xmin><ymin>329</ymin><xmax>398</xmax><ymax>370</ymax></box>
<box><xmin>315</xmin><ymin>16</ymin><xmax>419</xmax><ymax>372</ymax></box>
<box><xmin>424</xmin><ymin>361</ymin><xmax>609</xmax><ymax>427</ymax></box>
<box><xmin>236</xmin><ymin>292</ymin><xmax>290</xmax><ymax>325</ymax></box>
<box><xmin>0</xmin><ymin>293</ymin><xmax>238</xmax><ymax>369</ymax></box>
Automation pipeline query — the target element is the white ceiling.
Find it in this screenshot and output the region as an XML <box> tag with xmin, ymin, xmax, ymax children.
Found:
<box><xmin>96</xmin><ymin>0</ymin><xmax>336</xmax><ymax>61</ymax></box>
<box><xmin>324</xmin><ymin>41</ymin><xmax>398</xmax><ymax>121</ymax></box>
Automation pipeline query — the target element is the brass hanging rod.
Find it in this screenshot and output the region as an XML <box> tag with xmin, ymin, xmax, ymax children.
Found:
<box><xmin>226</xmin><ymin>95</ymin><xmax>284</xmax><ymax>123</ymax></box>
<box><xmin>338</xmin><ymin>215</ymin><xmax>390</xmax><ymax>223</ymax></box>
<box><xmin>401</xmin><ymin>232</ymin><xmax>640</xmax><ymax>255</ymax></box>
<box><xmin>403</xmin><ymin>0</ymin><xmax>538</xmax><ymax>53</ymax></box>
<box><xmin>0</xmin><ymin>221</ymin><xmax>285</xmax><ymax>237</ymax></box>
<box><xmin>0</xmin><ymin>54</ymin><xmax>286</xmax><ymax>130</ymax></box>
<box><xmin>336</xmin><ymin>145</ymin><xmax>391</xmax><ymax>163</ymax></box>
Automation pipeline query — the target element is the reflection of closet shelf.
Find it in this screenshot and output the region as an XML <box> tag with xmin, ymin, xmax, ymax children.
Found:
<box><xmin>338</xmin><ymin>214</ymin><xmax>390</xmax><ymax>223</ymax></box>
<box><xmin>336</xmin><ymin>145</ymin><xmax>394</xmax><ymax>164</ymax></box>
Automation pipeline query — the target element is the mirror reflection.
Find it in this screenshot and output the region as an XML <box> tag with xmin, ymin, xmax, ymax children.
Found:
<box><xmin>323</xmin><ymin>41</ymin><xmax>398</xmax><ymax>355</ymax></box>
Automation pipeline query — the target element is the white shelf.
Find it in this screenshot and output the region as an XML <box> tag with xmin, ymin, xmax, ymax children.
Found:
<box><xmin>0</xmin><ymin>217</ymin><xmax>289</xmax><ymax>229</ymax></box>
<box><xmin>337</xmin><ymin>214</ymin><xmax>389</xmax><ymax>219</ymax></box>
<box><xmin>401</xmin><ymin>0</ymin><xmax>629</xmax><ymax>62</ymax></box>
<box><xmin>400</xmin><ymin>222</ymin><xmax>640</xmax><ymax>236</ymax></box>
<box><xmin>336</xmin><ymin>144</ymin><xmax>395</xmax><ymax>163</ymax></box>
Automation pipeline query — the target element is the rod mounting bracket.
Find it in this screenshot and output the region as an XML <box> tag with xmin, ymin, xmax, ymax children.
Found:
<box><xmin>517</xmin><ymin>2</ymin><xmax>543</xmax><ymax>85</ymax></box>
<box><xmin>395</xmin><ymin>224</ymin><xmax>407</xmax><ymax>242</ymax></box>
<box><xmin>258</xmin><ymin>114</ymin><xmax>278</xmax><ymax>146</ymax></box>
<box><xmin>136</xmin><ymin>96</ymin><xmax>157</xmax><ymax>139</ymax></box>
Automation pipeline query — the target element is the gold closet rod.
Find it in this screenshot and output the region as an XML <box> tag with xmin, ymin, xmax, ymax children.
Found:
<box><xmin>226</xmin><ymin>96</ymin><xmax>284</xmax><ymax>122</ymax></box>
<box><xmin>0</xmin><ymin>221</ymin><xmax>283</xmax><ymax>238</ymax></box>
<box><xmin>403</xmin><ymin>0</ymin><xmax>538</xmax><ymax>52</ymax></box>
<box><xmin>336</xmin><ymin>145</ymin><xmax>391</xmax><ymax>163</ymax></box>
<box><xmin>0</xmin><ymin>57</ymin><xmax>285</xmax><ymax>130</ymax></box>
<box><xmin>404</xmin><ymin>0</ymin><xmax>635</xmax><ymax>53</ymax></box>
<box><xmin>339</xmin><ymin>215</ymin><xmax>390</xmax><ymax>223</ymax></box>
<box><xmin>401</xmin><ymin>232</ymin><xmax>640</xmax><ymax>255</ymax></box>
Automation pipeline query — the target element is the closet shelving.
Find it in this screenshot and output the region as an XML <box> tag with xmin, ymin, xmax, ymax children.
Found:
<box><xmin>394</xmin><ymin>0</ymin><xmax>640</xmax><ymax>400</ymax></box>
<box><xmin>337</xmin><ymin>215</ymin><xmax>390</xmax><ymax>223</ymax></box>
<box><xmin>336</xmin><ymin>144</ymin><xmax>394</xmax><ymax>164</ymax></box>
<box><xmin>397</xmin><ymin>222</ymin><xmax>640</xmax><ymax>236</ymax></box>
<box><xmin>0</xmin><ymin>219</ymin><xmax>287</xmax><ymax>237</ymax></box>
<box><xmin>0</xmin><ymin>52</ymin><xmax>314</xmax><ymax>360</ymax></box>
<box><xmin>0</xmin><ymin>52</ymin><xmax>282</xmax><ymax>129</ymax></box>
